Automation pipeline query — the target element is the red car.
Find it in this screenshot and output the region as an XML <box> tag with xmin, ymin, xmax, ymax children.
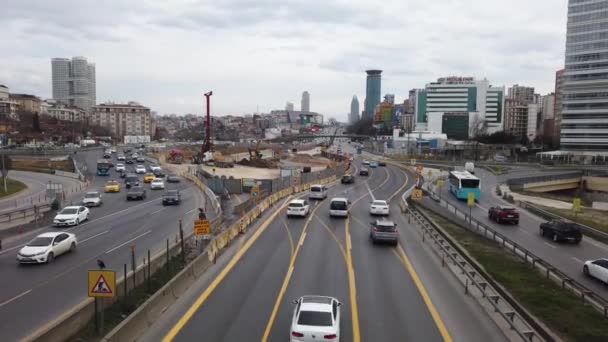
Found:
<box><xmin>488</xmin><ymin>206</ymin><xmax>519</xmax><ymax>224</ymax></box>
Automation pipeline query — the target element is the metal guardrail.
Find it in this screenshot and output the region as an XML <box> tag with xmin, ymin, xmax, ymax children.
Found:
<box><xmin>0</xmin><ymin>203</ymin><xmax>52</xmax><ymax>224</ymax></box>
<box><xmin>422</xmin><ymin>192</ymin><xmax>608</xmax><ymax>320</ymax></box>
<box><xmin>519</xmin><ymin>201</ymin><xmax>608</xmax><ymax>240</ymax></box>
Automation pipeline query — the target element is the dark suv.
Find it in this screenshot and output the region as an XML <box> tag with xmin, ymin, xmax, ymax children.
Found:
<box><xmin>162</xmin><ymin>190</ymin><xmax>181</xmax><ymax>205</ymax></box>
<box><xmin>488</xmin><ymin>206</ymin><xmax>519</xmax><ymax>224</ymax></box>
<box><xmin>359</xmin><ymin>168</ymin><xmax>369</xmax><ymax>176</ymax></box>
<box><xmin>124</xmin><ymin>174</ymin><xmax>140</xmax><ymax>189</ymax></box>
<box><xmin>341</xmin><ymin>174</ymin><xmax>354</xmax><ymax>184</ymax></box>
<box><xmin>540</xmin><ymin>220</ymin><xmax>582</xmax><ymax>244</ymax></box>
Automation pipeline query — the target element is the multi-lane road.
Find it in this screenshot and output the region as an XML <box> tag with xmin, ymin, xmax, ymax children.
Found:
<box><xmin>0</xmin><ymin>148</ymin><xmax>208</xmax><ymax>341</ymax></box>
<box><xmin>139</xmin><ymin>159</ymin><xmax>508</xmax><ymax>342</ymax></box>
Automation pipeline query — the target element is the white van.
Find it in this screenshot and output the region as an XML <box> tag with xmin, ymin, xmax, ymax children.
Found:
<box><xmin>309</xmin><ymin>184</ymin><xmax>328</xmax><ymax>200</ymax></box>
<box><xmin>329</xmin><ymin>197</ymin><xmax>349</xmax><ymax>217</ymax></box>
<box><xmin>465</xmin><ymin>162</ymin><xmax>475</xmax><ymax>174</ymax></box>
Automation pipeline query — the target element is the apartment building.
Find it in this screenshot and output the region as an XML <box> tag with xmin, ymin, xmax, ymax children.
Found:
<box><xmin>90</xmin><ymin>102</ymin><xmax>153</xmax><ymax>140</ymax></box>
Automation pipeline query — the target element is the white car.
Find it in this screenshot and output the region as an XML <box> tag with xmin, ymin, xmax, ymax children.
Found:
<box><xmin>291</xmin><ymin>296</ymin><xmax>341</xmax><ymax>342</ymax></box>
<box><xmin>150</xmin><ymin>178</ymin><xmax>165</xmax><ymax>190</ymax></box>
<box><xmin>362</xmin><ymin>160</ymin><xmax>370</xmax><ymax>165</ymax></box>
<box><xmin>150</xmin><ymin>165</ymin><xmax>161</xmax><ymax>172</ymax></box>
<box><xmin>117</xmin><ymin>154</ymin><xmax>126</xmax><ymax>161</ymax></box>
<box><xmin>135</xmin><ymin>165</ymin><xmax>146</xmax><ymax>174</ymax></box>
<box><xmin>53</xmin><ymin>206</ymin><xmax>89</xmax><ymax>226</ymax></box>
<box><xmin>370</xmin><ymin>200</ymin><xmax>390</xmax><ymax>216</ymax></box>
<box><xmin>17</xmin><ymin>232</ymin><xmax>77</xmax><ymax>264</ymax></box>
<box><xmin>110</xmin><ymin>148</ymin><xmax>117</xmax><ymax>153</ymax></box>
<box><xmin>287</xmin><ymin>199</ymin><xmax>310</xmax><ymax>217</ymax></box>
<box><xmin>82</xmin><ymin>191</ymin><xmax>102</xmax><ymax>207</ymax></box>
<box><xmin>115</xmin><ymin>163</ymin><xmax>126</xmax><ymax>172</ymax></box>
<box><xmin>584</xmin><ymin>258</ymin><xmax>608</xmax><ymax>284</ymax></box>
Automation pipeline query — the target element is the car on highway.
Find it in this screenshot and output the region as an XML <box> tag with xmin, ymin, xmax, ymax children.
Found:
<box><xmin>153</xmin><ymin>169</ymin><xmax>165</xmax><ymax>178</ymax></box>
<box><xmin>135</xmin><ymin>165</ymin><xmax>146</xmax><ymax>174</ymax></box>
<box><xmin>124</xmin><ymin>174</ymin><xmax>140</xmax><ymax>188</ymax></box>
<box><xmin>150</xmin><ymin>178</ymin><xmax>165</xmax><ymax>190</ymax></box>
<box><xmin>359</xmin><ymin>168</ymin><xmax>369</xmax><ymax>176</ymax></box>
<box><xmin>103</xmin><ymin>151</ymin><xmax>111</xmax><ymax>159</ymax></box>
<box><xmin>287</xmin><ymin>199</ymin><xmax>310</xmax><ymax>217</ymax></box>
<box><xmin>132</xmin><ymin>153</ymin><xmax>139</xmax><ymax>159</ymax></box>
<box><xmin>125</xmin><ymin>157</ymin><xmax>134</xmax><ymax>164</ymax></box>
<box><xmin>143</xmin><ymin>172</ymin><xmax>156</xmax><ymax>183</ymax></box>
<box><xmin>150</xmin><ymin>165</ymin><xmax>162</xmax><ymax>172</ymax></box>
<box><xmin>290</xmin><ymin>296</ymin><xmax>341</xmax><ymax>342</ymax></box>
<box><xmin>488</xmin><ymin>206</ymin><xmax>519</xmax><ymax>224</ymax></box>
<box><xmin>104</xmin><ymin>180</ymin><xmax>121</xmax><ymax>193</ymax></box>
<box><xmin>539</xmin><ymin>220</ymin><xmax>582</xmax><ymax>244</ymax></box>
<box><xmin>115</xmin><ymin>163</ymin><xmax>126</xmax><ymax>172</ymax></box>
<box><xmin>126</xmin><ymin>186</ymin><xmax>147</xmax><ymax>200</ymax></box>
<box><xmin>341</xmin><ymin>174</ymin><xmax>354</xmax><ymax>184</ymax></box>
<box><xmin>117</xmin><ymin>154</ymin><xmax>126</xmax><ymax>161</ymax></box>
<box><xmin>309</xmin><ymin>185</ymin><xmax>328</xmax><ymax>200</ymax></box>
<box><xmin>53</xmin><ymin>206</ymin><xmax>89</xmax><ymax>226</ymax></box>
<box><xmin>369</xmin><ymin>220</ymin><xmax>398</xmax><ymax>245</ymax></box>
<box><xmin>362</xmin><ymin>160</ymin><xmax>370</xmax><ymax>165</ymax></box>
<box><xmin>329</xmin><ymin>197</ymin><xmax>349</xmax><ymax>217</ymax></box>
<box><xmin>378</xmin><ymin>161</ymin><xmax>386</xmax><ymax>167</ymax></box>
<box><xmin>110</xmin><ymin>148</ymin><xmax>117</xmax><ymax>153</ymax></box>
<box><xmin>167</xmin><ymin>175</ymin><xmax>181</xmax><ymax>183</ymax></box>
<box><xmin>584</xmin><ymin>259</ymin><xmax>608</xmax><ymax>284</ymax></box>
<box><xmin>369</xmin><ymin>200</ymin><xmax>389</xmax><ymax>216</ymax></box>
<box><xmin>369</xmin><ymin>161</ymin><xmax>378</xmax><ymax>168</ymax></box>
<box><xmin>136</xmin><ymin>156</ymin><xmax>145</xmax><ymax>163</ymax></box>
<box><xmin>17</xmin><ymin>232</ymin><xmax>77</xmax><ymax>264</ymax></box>
<box><xmin>82</xmin><ymin>191</ymin><xmax>103</xmax><ymax>207</ymax></box>
<box><xmin>162</xmin><ymin>190</ymin><xmax>181</xmax><ymax>205</ymax></box>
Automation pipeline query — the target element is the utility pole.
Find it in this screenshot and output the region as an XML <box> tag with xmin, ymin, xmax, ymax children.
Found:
<box><xmin>203</xmin><ymin>91</ymin><xmax>213</xmax><ymax>156</ymax></box>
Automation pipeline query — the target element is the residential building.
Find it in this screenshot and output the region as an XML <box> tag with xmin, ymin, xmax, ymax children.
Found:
<box><xmin>47</xmin><ymin>103</ymin><xmax>86</xmax><ymax>122</ymax></box>
<box><xmin>51</xmin><ymin>56</ymin><xmax>96</xmax><ymax>113</ymax></box>
<box><xmin>285</xmin><ymin>102</ymin><xmax>294</xmax><ymax>111</ymax></box>
<box><xmin>508</xmin><ymin>84</ymin><xmax>535</xmax><ymax>104</ymax></box>
<box><xmin>90</xmin><ymin>102</ymin><xmax>153</xmax><ymax>140</ymax></box>
<box><xmin>301</xmin><ymin>91</ymin><xmax>310</xmax><ymax>112</ymax></box>
<box><xmin>561</xmin><ymin>0</ymin><xmax>608</xmax><ymax>151</ymax></box>
<box><xmin>504</xmin><ymin>99</ymin><xmax>539</xmax><ymax>142</ymax></box>
<box><xmin>554</xmin><ymin>69</ymin><xmax>565</xmax><ymax>147</ymax></box>
<box><xmin>414</xmin><ymin>76</ymin><xmax>505</xmax><ymax>135</ymax></box>
<box><xmin>350</xmin><ymin>95</ymin><xmax>360</xmax><ymax>124</ymax></box>
<box><xmin>540</xmin><ymin>94</ymin><xmax>556</xmax><ymax>140</ymax></box>
<box><xmin>0</xmin><ymin>85</ymin><xmax>19</xmax><ymax>119</ymax></box>
<box><xmin>384</xmin><ymin>94</ymin><xmax>395</xmax><ymax>105</ymax></box>
<box><xmin>10</xmin><ymin>94</ymin><xmax>42</xmax><ymax>114</ymax></box>
<box><xmin>364</xmin><ymin>70</ymin><xmax>382</xmax><ymax>119</ymax></box>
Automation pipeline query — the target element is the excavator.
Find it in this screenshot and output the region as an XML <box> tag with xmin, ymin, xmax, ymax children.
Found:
<box><xmin>248</xmin><ymin>140</ymin><xmax>262</xmax><ymax>160</ymax></box>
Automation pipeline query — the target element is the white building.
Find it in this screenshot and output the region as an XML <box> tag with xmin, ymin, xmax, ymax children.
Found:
<box><xmin>47</xmin><ymin>103</ymin><xmax>86</xmax><ymax>122</ymax></box>
<box><xmin>285</xmin><ymin>102</ymin><xmax>294</xmax><ymax>111</ymax></box>
<box><xmin>301</xmin><ymin>91</ymin><xmax>310</xmax><ymax>112</ymax></box>
<box><xmin>0</xmin><ymin>85</ymin><xmax>19</xmax><ymax>119</ymax></box>
<box><xmin>527</xmin><ymin>103</ymin><xmax>539</xmax><ymax>142</ymax></box>
<box><xmin>90</xmin><ymin>102</ymin><xmax>153</xmax><ymax>140</ymax></box>
<box><xmin>51</xmin><ymin>56</ymin><xmax>96</xmax><ymax>113</ymax></box>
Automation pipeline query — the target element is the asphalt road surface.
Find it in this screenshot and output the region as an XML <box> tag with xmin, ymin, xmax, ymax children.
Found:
<box><xmin>139</xmin><ymin>159</ymin><xmax>507</xmax><ymax>342</ymax></box>
<box><xmin>0</xmin><ymin>148</ymin><xmax>209</xmax><ymax>341</ymax></box>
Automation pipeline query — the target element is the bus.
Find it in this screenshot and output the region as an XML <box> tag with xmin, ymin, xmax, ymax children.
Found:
<box><xmin>97</xmin><ymin>159</ymin><xmax>111</xmax><ymax>176</ymax></box>
<box><xmin>448</xmin><ymin>171</ymin><xmax>480</xmax><ymax>201</ymax></box>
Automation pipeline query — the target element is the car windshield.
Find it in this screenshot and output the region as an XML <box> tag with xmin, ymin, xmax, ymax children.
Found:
<box><xmin>297</xmin><ymin>310</ymin><xmax>333</xmax><ymax>326</ymax></box>
<box><xmin>85</xmin><ymin>193</ymin><xmax>99</xmax><ymax>198</ymax></box>
<box><xmin>375</xmin><ymin>223</ymin><xmax>396</xmax><ymax>232</ymax></box>
<box><xmin>130</xmin><ymin>187</ymin><xmax>143</xmax><ymax>191</ymax></box>
<box><xmin>373</xmin><ymin>201</ymin><xmax>387</xmax><ymax>206</ymax></box>
<box><xmin>289</xmin><ymin>202</ymin><xmax>304</xmax><ymax>208</ymax></box>
<box><xmin>28</xmin><ymin>237</ymin><xmax>53</xmax><ymax>247</ymax></box>
<box><xmin>330</xmin><ymin>201</ymin><xmax>347</xmax><ymax>210</ymax></box>
<box><xmin>126</xmin><ymin>177</ymin><xmax>138</xmax><ymax>182</ymax></box>
<box><xmin>59</xmin><ymin>208</ymin><xmax>78</xmax><ymax>215</ymax></box>
<box><xmin>311</xmin><ymin>187</ymin><xmax>323</xmax><ymax>192</ymax></box>
<box><xmin>165</xmin><ymin>191</ymin><xmax>177</xmax><ymax>196</ymax></box>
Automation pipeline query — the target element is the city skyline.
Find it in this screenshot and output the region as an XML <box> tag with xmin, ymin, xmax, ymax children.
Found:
<box><xmin>1</xmin><ymin>0</ymin><xmax>567</xmax><ymax>120</ymax></box>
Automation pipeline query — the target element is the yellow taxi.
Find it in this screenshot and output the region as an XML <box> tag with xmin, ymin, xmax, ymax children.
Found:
<box><xmin>143</xmin><ymin>173</ymin><xmax>155</xmax><ymax>183</ymax></box>
<box><xmin>104</xmin><ymin>180</ymin><xmax>121</xmax><ymax>193</ymax></box>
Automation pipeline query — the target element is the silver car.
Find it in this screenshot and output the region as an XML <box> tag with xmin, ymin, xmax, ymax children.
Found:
<box><xmin>369</xmin><ymin>220</ymin><xmax>398</xmax><ymax>245</ymax></box>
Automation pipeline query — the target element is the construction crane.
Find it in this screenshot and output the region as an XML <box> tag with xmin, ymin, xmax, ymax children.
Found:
<box><xmin>327</xmin><ymin>127</ymin><xmax>340</xmax><ymax>148</ymax></box>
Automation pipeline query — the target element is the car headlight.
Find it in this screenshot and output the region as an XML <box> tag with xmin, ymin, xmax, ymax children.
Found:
<box><xmin>34</xmin><ymin>250</ymin><xmax>48</xmax><ymax>256</ymax></box>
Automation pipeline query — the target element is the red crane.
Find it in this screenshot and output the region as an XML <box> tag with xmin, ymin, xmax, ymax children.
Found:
<box><xmin>203</xmin><ymin>91</ymin><xmax>213</xmax><ymax>155</ymax></box>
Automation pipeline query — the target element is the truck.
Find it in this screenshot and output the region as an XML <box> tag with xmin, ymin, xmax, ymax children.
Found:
<box><xmin>167</xmin><ymin>149</ymin><xmax>184</xmax><ymax>164</ymax></box>
<box><xmin>80</xmin><ymin>139</ymin><xmax>96</xmax><ymax>147</ymax></box>
<box><xmin>488</xmin><ymin>206</ymin><xmax>519</xmax><ymax>224</ymax></box>
<box><xmin>465</xmin><ymin>162</ymin><xmax>475</xmax><ymax>174</ymax></box>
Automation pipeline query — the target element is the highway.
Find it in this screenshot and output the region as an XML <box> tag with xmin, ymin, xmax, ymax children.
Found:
<box><xmin>423</xmin><ymin>166</ymin><xmax>608</xmax><ymax>297</ymax></box>
<box><xmin>0</xmin><ymin>148</ymin><xmax>208</xmax><ymax>341</ymax></box>
<box><xmin>139</xmin><ymin>158</ymin><xmax>507</xmax><ymax>342</ymax></box>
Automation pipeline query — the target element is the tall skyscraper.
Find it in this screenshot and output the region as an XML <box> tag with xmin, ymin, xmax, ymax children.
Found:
<box><xmin>562</xmin><ymin>0</ymin><xmax>608</xmax><ymax>151</ymax></box>
<box><xmin>350</xmin><ymin>95</ymin><xmax>360</xmax><ymax>124</ymax></box>
<box><xmin>51</xmin><ymin>57</ymin><xmax>96</xmax><ymax>113</ymax></box>
<box><xmin>364</xmin><ymin>70</ymin><xmax>382</xmax><ymax>119</ymax></box>
<box><xmin>301</xmin><ymin>91</ymin><xmax>310</xmax><ymax>112</ymax></box>
<box><xmin>554</xmin><ymin>69</ymin><xmax>565</xmax><ymax>147</ymax></box>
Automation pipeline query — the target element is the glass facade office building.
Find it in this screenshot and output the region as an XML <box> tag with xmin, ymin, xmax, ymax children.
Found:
<box><xmin>365</xmin><ymin>70</ymin><xmax>382</xmax><ymax>119</ymax></box>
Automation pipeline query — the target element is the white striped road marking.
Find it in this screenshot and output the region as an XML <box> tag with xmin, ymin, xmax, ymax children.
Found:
<box><xmin>79</xmin><ymin>230</ymin><xmax>110</xmax><ymax>244</ymax></box>
<box><xmin>105</xmin><ymin>230</ymin><xmax>152</xmax><ymax>254</ymax></box>
<box><xmin>0</xmin><ymin>289</ymin><xmax>32</xmax><ymax>308</ymax></box>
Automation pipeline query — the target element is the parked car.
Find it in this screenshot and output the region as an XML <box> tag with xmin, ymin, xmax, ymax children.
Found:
<box><xmin>290</xmin><ymin>296</ymin><xmax>341</xmax><ymax>342</ymax></box>
<box><xmin>162</xmin><ymin>190</ymin><xmax>181</xmax><ymax>205</ymax></box>
<box><xmin>341</xmin><ymin>174</ymin><xmax>354</xmax><ymax>184</ymax></box>
<box><xmin>369</xmin><ymin>200</ymin><xmax>389</xmax><ymax>216</ymax></box>
<box><xmin>17</xmin><ymin>232</ymin><xmax>77</xmax><ymax>264</ymax></box>
<box><xmin>359</xmin><ymin>168</ymin><xmax>369</xmax><ymax>176</ymax></box>
<box><xmin>369</xmin><ymin>220</ymin><xmax>398</xmax><ymax>245</ymax></box>
<box><xmin>488</xmin><ymin>206</ymin><xmax>519</xmax><ymax>224</ymax></box>
<box><xmin>82</xmin><ymin>191</ymin><xmax>103</xmax><ymax>207</ymax></box>
<box><xmin>126</xmin><ymin>186</ymin><xmax>147</xmax><ymax>200</ymax></box>
<box><xmin>53</xmin><ymin>206</ymin><xmax>89</xmax><ymax>227</ymax></box>
<box><xmin>539</xmin><ymin>220</ymin><xmax>582</xmax><ymax>244</ymax></box>
<box><xmin>287</xmin><ymin>199</ymin><xmax>310</xmax><ymax>217</ymax></box>
<box><xmin>584</xmin><ymin>258</ymin><xmax>608</xmax><ymax>284</ymax></box>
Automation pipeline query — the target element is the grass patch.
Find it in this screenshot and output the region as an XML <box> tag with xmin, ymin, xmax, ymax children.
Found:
<box><xmin>421</xmin><ymin>207</ymin><xmax>608</xmax><ymax>342</ymax></box>
<box><xmin>0</xmin><ymin>178</ymin><xmax>27</xmax><ymax>198</ymax></box>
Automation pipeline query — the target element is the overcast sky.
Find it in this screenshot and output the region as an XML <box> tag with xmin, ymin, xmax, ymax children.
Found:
<box><xmin>1</xmin><ymin>0</ymin><xmax>568</xmax><ymax>121</ymax></box>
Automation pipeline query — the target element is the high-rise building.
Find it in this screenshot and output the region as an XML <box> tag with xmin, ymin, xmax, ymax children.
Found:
<box><xmin>561</xmin><ymin>1</ymin><xmax>608</xmax><ymax>150</ymax></box>
<box><xmin>554</xmin><ymin>69</ymin><xmax>565</xmax><ymax>147</ymax></box>
<box><xmin>90</xmin><ymin>102</ymin><xmax>153</xmax><ymax>140</ymax></box>
<box><xmin>364</xmin><ymin>70</ymin><xmax>382</xmax><ymax>119</ymax></box>
<box><xmin>301</xmin><ymin>91</ymin><xmax>310</xmax><ymax>112</ymax></box>
<box><xmin>505</xmin><ymin>99</ymin><xmax>538</xmax><ymax>141</ymax></box>
<box><xmin>51</xmin><ymin>56</ymin><xmax>96</xmax><ymax>113</ymax></box>
<box><xmin>414</xmin><ymin>77</ymin><xmax>505</xmax><ymax>135</ymax></box>
<box><xmin>350</xmin><ymin>95</ymin><xmax>360</xmax><ymax>124</ymax></box>
<box><xmin>285</xmin><ymin>102</ymin><xmax>294</xmax><ymax>111</ymax></box>
<box><xmin>508</xmin><ymin>84</ymin><xmax>535</xmax><ymax>103</ymax></box>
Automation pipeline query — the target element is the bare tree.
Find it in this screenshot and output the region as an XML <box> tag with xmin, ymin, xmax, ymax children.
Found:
<box><xmin>469</xmin><ymin>114</ymin><xmax>488</xmax><ymax>138</ymax></box>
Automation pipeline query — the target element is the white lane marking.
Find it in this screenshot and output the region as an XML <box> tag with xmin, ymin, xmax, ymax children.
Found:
<box><xmin>366</xmin><ymin>182</ymin><xmax>375</xmax><ymax>201</ymax></box>
<box><xmin>300</xmin><ymin>232</ymin><xmax>306</xmax><ymax>247</ymax></box>
<box><xmin>105</xmin><ymin>230</ymin><xmax>152</xmax><ymax>254</ymax></box>
<box><xmin>0</xmin><ymin>289</ymin><xmax>32</xmax><ymax>308</ymax></box>
<box><xmin>572</xmin><ymin>257</ymin><xmax>584</xmax><ymax>264</ymax></box>
<box><xmin>79</xmin><ymin>230</ymin><xmax>110</xmax><ymax>244</ymax></box>
<box><xmin>582</xmin><ymin>237</ymin><xmax>608</xmax><ymax>253</ymax></box>
<box><xmin>476</xmin><ymin>204</ymin><xmax>488</xmax><ymax>212</ymax></box>
<box><xmin>543</xmin><ymin>242</ymin><xmax>557</xmax><ymax>249</ymax></box>
<box><xmin>0</xmin><ymin>244</ymin><xmax>26</xmax><ymax>256</ymax></box>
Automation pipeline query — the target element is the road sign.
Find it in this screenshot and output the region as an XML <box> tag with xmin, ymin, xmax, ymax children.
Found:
<box><xmin>436</xmin><ymin>179</ymin><xmax>444</xmax><ymax>186</ymax></box>
<box><xmin>411</xmin><ymin>189</ymin><xmax>423</xmax><ymax>201</ymax></box>
<box><xmin>250</xmin><ymin>185</ymin><xmax>260</xmax><ymax>200</ymax></box>
<box><xmin>88</xmin><ymin>270</ymin><xmax>116</xmax><ymax>298</ymax></box>
<box><xmin>416</xmin><ymin>165</ymin><xmax>423</xmax><ymax>175</ymax></box>
<box><xmin>467</xmin><ymin>192</ymin><xmax>475</xmax><ymax>207</ymax></box>
<box><xmin>573</xmin><ymin>198</ymin><xmax>581</xmax><ymax>211</ymax></box>
<box><xmin>194</xmin><ymin>219</ymin><xmax>210</xmax><ymax>235</ymax></box>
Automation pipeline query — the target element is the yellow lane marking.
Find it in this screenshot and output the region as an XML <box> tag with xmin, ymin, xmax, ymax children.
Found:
<box><xmin>161</xmin><ymin>196</ymin><xmax>293</xmax><ymax>342</ymax></box>
<box><xmin>281</xmin><ymin>219</ymin><xmax>295</xmax><ymax>258</ymax></box>
<box><xmin>344</xmin><ymin>218</ymin><xmax>361</xmax><ymax>342</ymax></box>
<box><xmin>261</xmin><ymin>203</ymin><xmax>323</xmax><ymax>341</ymax></box>
<box><xmin>313</xmin><ymin>214</ymin><xmax>347</xmax><ymax>263</ymax></box>
<box><xmin>387</xmin><ymin>166</ymin><xmax>411</xmax><ymax>201</ymax></box>
<box><xmin>393</xmin><ymin>245</ymin><xmax>453</xmax><ymax>342</ymax></box>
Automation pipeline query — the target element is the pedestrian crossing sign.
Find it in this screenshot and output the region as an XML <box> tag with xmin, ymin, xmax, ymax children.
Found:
<box><xmin>88</xmin><ymin>270</ymin><xmax>116</xmax><ymax>298</ymax></box>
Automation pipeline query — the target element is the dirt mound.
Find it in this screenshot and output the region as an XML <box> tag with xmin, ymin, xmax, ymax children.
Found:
<box><xmin>236</xmin><ymin>157</ymin><xmax>279</xmax><ymax>169</ymax></box>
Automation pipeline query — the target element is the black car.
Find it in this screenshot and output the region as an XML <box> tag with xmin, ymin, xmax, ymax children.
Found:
<box><xmin>359</xmin><ymin>168</ymin><xmax>369</xmax><ymax>176</ymax></box>
<box><xmin>153</xmin><ymin>169</ymin><xmax>165</xmax><ymax>178</ymax></box>
<box><xmin>124</xmin><ymin>174</ymin><xmax>140</xmax><ymax>189</ymax></box>
<box><xmin>103</xmin><ymin>153</ymin><xmax>111</xmax><ymax>159</ymax></box>
<box><xmin>125</xmin><ymin>157</ymin><xmax>134</xmax><ymax>164</ymax></box>
<box><xmin>341</xmin><ymin>174</ymin><xmax>355</xmax><ymax>184</ymax></box>
<box><xmin>540</xmin><ymin>220</ymin><xmax>582</xmax><ymax>244</ymax></box>
<box><xmin>379</xmin><ymin>161</ymin><xmax>387</xmax><ymax>167</ymax></box>
<box><xmin>162</xmin><ymin>190</ymin><xmax>181</xmax><ymax>205</ymax></box>
<box><xmin>126</xmin><ymin>186</ymin><xmax>147</xmax><ymax>200</ymax></box>
<box><xmin>167</xmin><ymin>175</ymin><xmax>181</xmax><ymax>183</ymax></box>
